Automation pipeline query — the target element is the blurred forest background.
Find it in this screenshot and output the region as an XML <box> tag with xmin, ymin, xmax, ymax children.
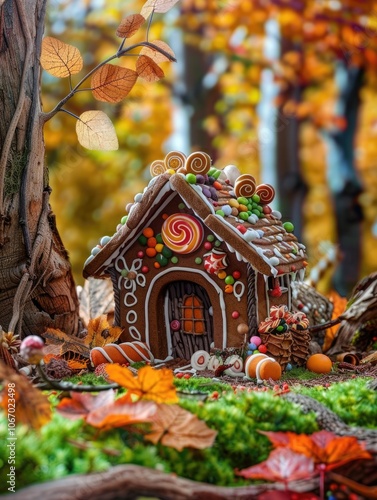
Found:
<box><xmin>44</xmin><ymin>0</ymin><xmax>377</xmax><ymax>295</ymax></box>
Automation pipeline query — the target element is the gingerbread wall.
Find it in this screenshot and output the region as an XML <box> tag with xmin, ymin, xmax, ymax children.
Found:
<box><xmin>114</xmin><ymin>192</ymin><xmax>253</xmax><ymax>360</ymax></box>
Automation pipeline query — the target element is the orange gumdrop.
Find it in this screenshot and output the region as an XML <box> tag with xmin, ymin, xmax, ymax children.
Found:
<box><xmin>143</xmin><ymin>227</ymin><xmax>154</xmax><ymax>238</ymax></box>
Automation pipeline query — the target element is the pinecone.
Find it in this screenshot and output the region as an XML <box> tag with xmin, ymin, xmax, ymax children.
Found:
<box><xmin>0</xmin><ymin>328</ymin><xmax>21</xmax><ymax>369</ymax></box>
<box><xmin>259</xmin><ymin>331</ymin><xmax>293</xmax><ymax>370</ymax></box>
<box><xmin>291</xmin><ymin>329</ymin><xmax>311</xmax><ymax>366</ymax></box>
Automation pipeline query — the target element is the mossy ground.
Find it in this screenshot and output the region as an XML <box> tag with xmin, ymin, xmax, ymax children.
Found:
<box><xmin>0</xmin><ymin>373</ymin><xmax>376</xmax><ymax>494</ymax></box>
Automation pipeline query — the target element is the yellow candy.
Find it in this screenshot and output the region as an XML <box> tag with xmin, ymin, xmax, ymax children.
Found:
<box><xmin>155</xmin><ymin>243</ymin><xmax>164</xmax><ymax>253</ymax></box>
<box><xmin>217</xmin><ymin>270</ymin><xmax>227</xmax><ymax>280</ymax></box>
<box><xmin>238</xmin><ymin>204</ymin><xmax>248</xmax><ymax>212</ymax></box>
<box><xmin>228</xmin><ymin>199</ymin><xmax>239</xmax><ymax>208</ymax></box>
<box><xmin>167</xmin><ymin>169</ymin><xmax>176</xmax><ymax>175</ymax></box>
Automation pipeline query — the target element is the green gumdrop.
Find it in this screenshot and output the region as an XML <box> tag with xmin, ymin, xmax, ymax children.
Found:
<box><xmin>207</xmin><ymin>234</ymin><xmax>215</xmax><ymax>242</ymax></box>
<box><xmin>213</xmin><ymin>169</ymin><xmax>222</xmax><ymax>179</ymax></box>
<box><xmin>162</xmin><ymin>246</ymin><xmax>173</xmax><ymax>258</ymax></box>
<box><xmin>252</xmin><ymin>194</ymin><xmax>260</xmax><ymax>203</ymax></box>
<box><xmin>214</xmin><ymin>240</ymin><xmax>222</xmax><ymax>247</ymax></box>
<box><xmin>252</xmin><ymin>209</ymin><xmax>261</xmax><ymax>217</ymax></box>
<box><xmin>283</xmin><ymin>221</ymin><xmax>294</xmax><ymax>233</ymax></box>
<box><xmin>138</xmin><ymin>235</ymin><xmax>148</xmax><ymax>245</ymax></box>
<box><xmin>171</xmin><ymin>256</ymin><xmax>179</xmax><ymax>264</ymax></box>
<box><xmin>156</xmin><ymin>254</ymin><xmax>169</xmax><ymax>266</ymax></box>
<box><xmin>237</xmin><ymin>197</ymin><xmax>248</xmax><ymax>206</ymax></box>
<box><xmin>239</xmin><ymin>212</ymin><xmax>249</xmax><ymax>221</ymax></box>
<box><xmin>195</xmin><ymin>257</ymin><xmax>202</xmax><ymax>265</ymax></box>
<box><xmin>186</xmin><ymin>173</ymin><xmax>197</xmax><ymax>184</ymax></box>
<box><xmin>216</xmin><ymin>210</ymin><xmax>225</xmax><ymax>217</ymax></box>
<box><xmin>178</xmin><ymin>203</ymin><xmax>186</xmax><ymax>209</ymax></box>
<box><xmin>121</xmin><ymin>215</ymin><xmax>128</xmax><ymax>224</ymax></box>
<box><xmin>156</xmin><ymin>233</ymin><xmax>163</xmax><ymax>244</ymax></box>
<box><xmin>225</xmin><ymin>275</ymin><xmax>235</xmax><ymax>285</ymax></box>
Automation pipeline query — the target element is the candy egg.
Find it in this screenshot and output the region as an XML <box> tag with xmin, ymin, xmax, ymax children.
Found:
<box><xmin>306</xmin><ymin>354</ymin><xmax>332</xmax><ymax>374</ymax></box>
<box><xmin>191</xmin><ymin>350</ymin><xmax>210</xmax><ymax>371</ymax></box>
<box><xmin>244</xmin><ymin>353</ymin><xmax>268</xmax><ymax>379</ymax></box>
<box><xmin>250</xmin><ymin>336</ymin><xmax>261</xmax><ymax>347</ymax></box>
<box><xmin>256</xmin><ymin>357</ymin><xmax>282</xmax><ymax>381</ymax></box>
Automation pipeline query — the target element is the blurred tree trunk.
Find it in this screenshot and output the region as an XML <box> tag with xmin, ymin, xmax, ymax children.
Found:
<box><xmin>325</xmin><ymin>65</ymin><xmax>364</xmax><ymax>297</ymax></box>
<box><xmin>0</xmin><ymin>0</ymin><xmax>79</xmax><ymax>338</ymax></box>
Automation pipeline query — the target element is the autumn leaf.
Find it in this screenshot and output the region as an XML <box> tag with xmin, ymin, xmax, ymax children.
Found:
<box><xmin>323</xmin><ymin>291</ymin><xmax>348</xmax><ymax>352</ymax></box>
<box><xmin>116</xmin><ymin>14</ymin><xmax>145</xmax><ymax>38</ymax></box>
<box><xmin>0</xmin><ymin>360</ymin><xmax>51</xmax><ymax>430</ymax></box>
<box><xmin>56</xmin><ymin>389</ymin><xmax>115</xmax><ymax>420</ymax></box>
<box><xmin>136</xmin><ymin>55</ymin><xmax>164</xmax><ymax>82</ymax></box>
<box><xmin>141</xmin><ymin>0</ymin><xmax>180</xmax><ymax>19</ymax></box>
<box><xmin>237</xmin><ymin>448</ymin><xmax>315</xmax><ymax>483</ymax></box>
<box><xmin>288</xmin><ymin>430</ymin><xmax>372</xmax><ymax>470</ymax></box>
<box><xmin>86</xmin><ymin>400</ymin><xmax>156</xmax><ymax>431</ymax></box>
<box><xmin>41</xmin><ymin>36</ymin><xmax>83</xmax><ymax>78</ymax></box>
<box><xmin>140</xmin><ymin>40</ymin><xmax>176</xmax><ymax>64</ymax></box>
<box><xmin>91</xmin><ymin>65</ymin><xmax>138</xmax><ymax>103</ymax></box>
<box><xmin>78</xmin><ymin>278</ymin><xmax>115</xmax><ymax>327</ymax></box>
<box><xmin>76</xmin><ymin>111</ymin><xmax>118</xmax><ymax>151</ymax></box>
<box><xmin>259</xmin><ymin>430</ymin><xmax>292</xmax><ymax>447</ymax></box>
<box><xmin>67</xmin><ymin>359</ymin><xmax>89</xmax><ymax>371</ymax></box>
<box><xmin>105</xmin><ymin>364</ymin><xmax>178</xmax><ymax>403</ymax></box>
<box><xmin>145</xmin><ymin>404</ymin><xmax>217</xmax><ymax>451</ymax></box>
<box><xmin>85</xmin><ymin>314</ymin><xmax>122</xmax><ymax>348</ymax></box>
<box><xmin>42</xmin><ymin>328</ymin><xmax>91</xmax><ymax>358</ymax></box>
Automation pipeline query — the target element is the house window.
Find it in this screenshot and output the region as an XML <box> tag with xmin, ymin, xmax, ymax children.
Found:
<box><xmin>267</xmin><ymin>275</ymin><xmax>290</xmax><ymax>297</ymax></box>
<box><xmin>181</xmin><ymin>294</ymin><xmax>205</xmax><ymax>335</ymax></box>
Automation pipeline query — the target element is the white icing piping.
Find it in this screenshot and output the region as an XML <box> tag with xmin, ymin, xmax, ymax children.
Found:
<box><xmin>144</xmin><ymin>267</ymin><xmax>227</xmax><ymax>350</ymax></box>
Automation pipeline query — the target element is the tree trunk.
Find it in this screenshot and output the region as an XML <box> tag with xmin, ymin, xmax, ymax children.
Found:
<box><xmin>0</xmin><ymin>0</ymin><xmax>79</xmax><ymax>338</ymax></box>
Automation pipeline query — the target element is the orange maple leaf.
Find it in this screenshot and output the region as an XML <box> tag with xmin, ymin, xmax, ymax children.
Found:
<box><xmin>86</xmin><ymin>400</ymin><xmax>156</xmax><ymax>431</ymax></box>
<box><xmin>105</xmin><ymin>364</ymin><xmax>178</xmax><ymax>403</ymax></box>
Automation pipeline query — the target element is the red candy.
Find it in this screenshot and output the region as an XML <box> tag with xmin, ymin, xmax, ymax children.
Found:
<box><xmin>232</xmin><ymin>311</ymin><xmax>240</xmax><ymax>319</ymax></box>
<box><xmin>236</xmin><ymin>225</ymin><xmax>247</xmax><ymax>234</ymax></box>
<box><xmin>141</xmin><ymin>266</ymin><xmax>149</xmax><ymax>273</ymax></box>
<box><xmin>232</xmin><ymin>270</ymin><xmax>241</xmax><ymax>279</ymax></box>
<box><xmin>204</xmin><ymin>241</ymin><xmax>213</xmax><ymax>250</ymax></box>
<box><xmin>137</xmin><ymin>251</ymin><xmax>144</xmax><ymax>258</ymax></box>
<box><xmin>258</xmin><ymin>344</ymin><xmax>267</xmax><ymax>353</ymax></box>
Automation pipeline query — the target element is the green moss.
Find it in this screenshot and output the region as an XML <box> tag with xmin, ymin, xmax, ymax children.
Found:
<box><xmin>4</xmin><ymin>151</ymin><xmax>27</xmax><ymax>196</ymax></box>
<box><xmin>298</xmin><ymin>378</ymin><xmax>377</xmax><ymax>429</ymax></box>
<box><xmin>281</xmin><ymin>367</ymin><xmax>324</xmax><ymax>381</ymax></box>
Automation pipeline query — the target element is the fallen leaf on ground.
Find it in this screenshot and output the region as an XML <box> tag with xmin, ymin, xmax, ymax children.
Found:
<box><xmin>236</xmin><ymin>448</ymin><xmax>315</xmax><ymax>483</ymax></box>
<box><xmin>105</xmin><ymin>364</ymin><xmax>178</xmax><ymax>403</ymax></box>
<box><xmin>0</xmin><ymin>360</ymin><xmax>51</xmax><ymax>430</ymax></box>
<box><xmin>86</xmin><ymin>400</ymin><xmax>156</xmax><ymax>431</ymax></box>
<box><xmin>145</xmin><ymin>403</ymin><xmax>217</xmax><ymax>451</ymax></box>
<box><xmin>56</xmin><ymin>389</ymin><xmax>115</xmax><ymax>420</ymax></box>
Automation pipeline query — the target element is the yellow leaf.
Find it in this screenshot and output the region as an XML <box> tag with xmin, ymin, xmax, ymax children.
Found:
<box><xmin>91</xmin><ymin>65</ymin><xmax>138</xmax><ymax>103</ymax></box>
<box><xmin>0</xmin><ymin>361</ymin><xmax>51</xmax><ymax>431</ymax></box>
<box><xmin>140</xmin><ymin>40</ymin><xmax>176</xmax><ymax>64</ymax></box>
<box><xmin>76</xmin><ymin>111</ymin><xmax>118</xmax><ymax>151</ymax></box>
<box><xmin>41</xmin><ymin>37</ymin><xmax>83</xmax><ymax>78</ymax></box>
<box><xmin>136</xmin><ymin>55</ymin><xmax>164</xmax><ymax>82</ymax></box>
<box><xmin>116</xmin><ymin>14</ymin><xmax>145</xmax><ymax>38</ymax></box>
<box><xmin>86</xmin><ymin>314</ymin><xmax>122</xmax><ymax>348</ymax></box>
<box><xmin>105</xmin><ymin>364</ymin><xmax>178</xmax><ymax>403</ymax></box>
<box><xmin>145</xmin><ymin>404</ymin><xmax>217</xmax><ymax>451</ymax></box>
<box><xmin>141</xmin><ymin>0</ymin><xmax>180</xmax><ymax>19</ymax></box>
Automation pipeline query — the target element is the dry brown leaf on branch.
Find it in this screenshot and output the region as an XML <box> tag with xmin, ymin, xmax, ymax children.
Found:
<box><xmin>140</xmin><ymin>40</ymin><xmax>176</xmax><ymax>64</ymax></box>
<box><xmin>141</xmin><ymin>0</ymin><xmax>180</xmax><ymax>18</ymax></box>
<box><xmin>42</xmin><ymin>328</ymin><xmax>91</xmax><ymax>358</ymax></box>
<box><xmin>41</xmin><ymin>36</ymin><xmax>83</xmax><ymax>78</ymax></box>
<box><xmin>91</xmin><ymin>65</ymin><xmax>138</xmax><ymax>103</ymax></box>
<box><xmin>78</xmin><ymin>278</ymin><xmax>115</xmax><ymax>327</ymax></box>
<box><xmin>136</xmin><ymin>55</ymin><xmax>164</xmax><ymax>82</ymax></box>
<box><xmin>76</xmin><ymin>111</ymin><xmax>118</xmax><ymax>150</ymax></box>
<box><xmin>0</xmin><ymin>360</ymin><xmax>51</xmax><ymax>430</ymax></box>
<box><xmin>86</xmin><ymin>314</ymin><xmax>122</xmax><ymax>348</ymax></box>
<box><xmin>116</xmin><ymin>14</ymin><xmax>145</xmax><ymax>38</ymax></box>
<box><xmin>145</xmin><ymin>404</ymin><xmax>217</xmax><ymax>451</ymax></box>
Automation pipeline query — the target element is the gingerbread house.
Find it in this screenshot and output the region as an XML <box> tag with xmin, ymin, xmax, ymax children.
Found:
<box><xmin>83</xmin><ymin>151</ymin><xmax>308</xmax><ymax>361</ymax></box>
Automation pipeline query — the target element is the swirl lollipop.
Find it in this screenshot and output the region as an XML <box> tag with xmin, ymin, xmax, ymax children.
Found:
<box><xmin>161</xmin><ymin>214</ymin><xmax>204</xmax><ymax>254</ymax></box>
<box><xmin>150</xmin><ymin>160</ymin><xmax>166</xmax><ymax>177</ymax></box>
<box><xmin>234</xmin><ymin>174</ymin><xmax>257</xmax><ymax>198</ymax></box>
<box><xmin>185</xmin><ymin>151</ymin><xmax>212</xmax><ymax>175</ymax></box>
<box><xmin>164</xmin><ymin>151</ymin><xmax>187</xmax><ymax>171</ymax></box>
<box><xmin>255</xmin><ymin>183</ymin><xmax>275</xmax><ymax>204</ymax></box>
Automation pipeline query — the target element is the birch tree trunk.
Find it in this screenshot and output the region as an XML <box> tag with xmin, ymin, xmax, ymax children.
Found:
<box><xmin>0</xmin><ymin>0</ymin><xmax>79</xmax><ymax>338</ymax></box>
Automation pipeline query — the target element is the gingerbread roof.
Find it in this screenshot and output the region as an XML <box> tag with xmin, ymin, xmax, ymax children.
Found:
<box><xmin>83</xmin><ymin>152</ymin><xmax>308</xmax><ymax>280</ymax></box>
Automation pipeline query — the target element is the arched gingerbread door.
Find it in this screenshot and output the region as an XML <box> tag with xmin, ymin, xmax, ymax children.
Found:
<box><xmin>165</xmin><ymin>281</ymin><xmax>213</xmax><ymax>359</ymax></box>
